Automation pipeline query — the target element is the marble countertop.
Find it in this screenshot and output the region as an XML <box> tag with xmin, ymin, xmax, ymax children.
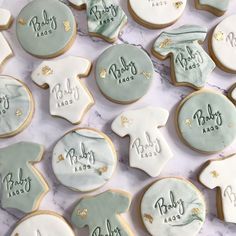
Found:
<box><xmin>0</xmin><ymin>0</ymin><xmax>236</xmax><ymax>235</ymax></box>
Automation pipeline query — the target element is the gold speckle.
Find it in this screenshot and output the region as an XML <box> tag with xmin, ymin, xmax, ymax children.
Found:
<box><xmin>18</xmin><ymin>18</ymin><xmax>26</xmax><ymax>25</ymax></box>
<box><xmin>214</xmin><ymin>31</ymin><xmax>224</xmax><ymax>41</ymax></box>
<box><xmin>42</xmin><ymin>66</ymin><xmax>53</xmax><ymax>76</ymax></box>
<box><xmin>185</xmin><ymin>118</ymin><xmax>192</xmax><ymax>127</ymax></box>
<box><xmin>192</xmin><ymin>208</ymin><xmax>200</xmax><ymax>215</ymax></box>
<box><xmin>211</xmin><ymin>170</ymin><xmax>219</xmax><ymax>178</ymax></box>
<box><xmin>15</xmin><ymin>109</ymin><xmax>23</xmax><ymax>117</ymax></box>
<box><xmin>174</xmin><ymin>1</ymin><xmax>183</xmax><ymax>8</ymax></box>
<box><xmin>98</xmin><ymin>166</ymin><xmax>108</xmax><ymax>175</ymax></box>
<box><xmin>63</xmin><ymin>21</ymin><xmax>71</xmax><ymax>32</ymax></box>
<box><xmin>121</xmin><ymin>115</ymin><xmax>132</xmax><ymax>127</ymax></box>
<box><xmin>100</xmin><ymin>69</ymin><xmax>107</xmax><ymax>78</ymax></box>
<box><xmin>141</xmin><ymin>71</ymin><xmax>152</xmax><ymax>79</ymax></box>
<box><xmin>159</xmin><ymin>38</ymin><xmax>172</xmax><ymax>48</ymax></box>
<box><xmin>144</xmin><ymin>214</ymin><xmax>153</xmax><ymax>224</ymax></box>
<box><xmin>77</xmin><ymin>208</ymin><xmax>88</xmax><ymax>219</ymax></box>
<box><xmin>57</xmin><ymin>154</ymin><xmax>65</xmax><ymax>163</ymax></box>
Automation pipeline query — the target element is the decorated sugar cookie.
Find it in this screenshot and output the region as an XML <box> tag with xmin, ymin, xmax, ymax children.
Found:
<box><xmin>96</xmin><ymin>44</ymin><xmax>154</xmax><ymax>104</ymax></box>
<box><xmin>199</xmin><ymin>154</ymin><xmax>236</xmax><ymax>224</ymax></box>
<box><xmin>195</xmin><ymin>0</ymin><xmax>230</xmax><ymax>16</ymax></box>
<box><xmin>0</xmin><ymin>75</ymin><xmax>34</xmax><ymax>138</ymax></box>
<box><xmin>72</xmin><ymin>190</ymin><xmax>134</xmax><ymax>236</ymax></box>
<box><xmin>228</xmin><ymin>83</ymin><xmax>236</xmax><ymax>105</ymax></box>
<box><xmin>128</xmin><ymin>0</ymin><xmax>187</xmax><ymax>29</ymax></box>
<box><xmin>210</xmin><ymin>15</ymin><xmax>236</xmax><ymax>73</ymax></box>
<box><xmin>141</xmin><ymin>178</ymin><xmax>206</xmax><ymax>236</ymax></box>
<box><xmin>176</xmin><ymin>90</ymin><xmax>236</xmax><ymax>153</ymax></box>
<box><xmin>153</xmin><ymin>25</ymin><xmax>215</xmax><ymax>89</ymax></box>
<box><xmin>0</xmin><ymin>142</ymin><xmax>49</xmax><ymax>213</ymax></box>
<box><xmin>16</xmin><ymin>0</ymin><xmax>76</xmax><ymax>58</ymax></box>
<box><xmin>69</xmin><ymin>0</ymin><xmax>127</xmax><ymax>43</ymax></box>
<box><xmin>52</xmin><ymin>128</ymin><xmax>117</xmax><ymax>192</ymax></box>
<box><xmin>31</xmin><ymin>56</ymin><xmax>94</xmax><ymax>124</ymax></box>
<box><xmin>11</xmin><ymin>211</ymin><xmax>75</xmax><ymax>236</ymax></box>
<box><xmin>112</xmin><ymin>106</ymin><xmax>173</xmax><ymax>177</ymax></box>
<box><xmin>0</xmin><ymin>8</ymin><xmax>13</xmax><ymax>70</ymax></box>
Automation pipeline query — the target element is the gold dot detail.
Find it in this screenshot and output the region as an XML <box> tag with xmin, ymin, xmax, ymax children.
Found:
<box><xmin>63</xmin><ymin>21</ymin><xmax>71</xmax><ymax>32</ymax></box>
<box><xmin>211</xmin><ymin>170</ymin><xmax>219</xmax><ymax>178</ymax></box>
<box><xmin>214</xmin><ymin>31</ymin><xmax>224</xmax><ymax>41</ymax></box>
<box><xmin>15</xmin><ymin>109</ymin><xmax>23</xmax><ymax>117</ymax></box>
<box><xmin>159</xmin><ymin>38</ymin><xmax>172</xmax><ymax>48</ymax></box>
<box><xmin>174</xmin><ymin>1</ymin><xmax>183</xmax><ymax>9</ymax></box>
<box><xmin>42</xmin><ymin>66</ymin><xmax>53</xmax><ymax>76</ymax></box>
<box><xmin>100</xmin><ymin>69</ymin><xmax>107</xmax><ymax>79</ymax></box>
<box><xmin>77</xmin><ymin>208</ymin><xmax>88</xmax><ymax>219</ymax></box>
<box><xmin>143</xmin><ymin>214</ymin><xmax>154</xmax><ymax>224</ymax></box>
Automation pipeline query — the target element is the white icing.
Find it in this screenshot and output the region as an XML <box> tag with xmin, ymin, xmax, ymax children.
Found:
<box><xmin>199</xmin><ymin>154</ymin><xmax>236</xmax><ymax>223</ymax></box>
<box><xmin>112</xmin><ymin>106</ymin><xmax>173</xmax><ymax>177</ymax></box>
<box><xmin>129</xmin><ymin>0</ymin><xmax>187</xmax><ymax>26</ymax></box>
<box><xmin>11</xmin><ymin>211</ymin><xmax>75</xmax><ymax>236</ymax></box>
<box><xmin>0</xmin><ymin>9</ymin><xmax>11</xmax><ymax>27</ymax></box>
<box><xmin>212</xmin><ymin>15</ymin><xmax>236</xmax><ymax>72</ymax></box>
<box><xmin>31</xmin><ymin>56</ymin><xmax>94</xmax><ymax>124</ymax></box>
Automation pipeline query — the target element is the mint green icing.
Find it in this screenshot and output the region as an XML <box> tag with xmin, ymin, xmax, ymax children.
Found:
<box><xmin>71</xmin><ymin>190</ymin><xmax>132</xmax><ymax>236</ymax></box>
<box><xmin>16</xmin><ymin>0</ymin><xmax>76</xmax><ymax>58</ymax></box>
<box><xmin>198</xmin><ymin>0</ymin><xmax>229</xmax><ymax>11</ymax></box>
<box><xmin>177</xmin><ymin>91</ymin><xmax>236</xmax><ymax>153</ymax></box>
<box><xmin>0</xmin><ymin>75</ymin><xmax>33</xmax><ymax>137</ymax></box>
<box><xmin>0</xmin><ymin>142</ymin><xmax>48</xmax><ymax>213</ymax></box>
<box><xmin>141</xmin><ymin>178</ymin><xmax>206</xmax><ymax>236</ymax></box>
<box><xmin>96</xmin><ymin>44</ymin><xmax>154</xmax><ymax>103</ymax></box>
<box><xmin>52</xmin><ymin>129</ymin><xmax>117</xmax><ymax>192</ymax></box>
<box><xmin>153</xmin><ymin>25</ymin><xmax>215</xmax><ymax>89</ymax></box>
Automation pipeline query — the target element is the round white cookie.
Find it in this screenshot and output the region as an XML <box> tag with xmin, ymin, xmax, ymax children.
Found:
<box><xmin>11</xmin><ymin>211</ymin><xmax>75</xmax><ymax>236</ymax></box>
<box><xmin>141</xmin><ymin>177</ymin><xmax>206</xmax><ymax>236</ymax></box>
<box><xmin>128</xmin><ymin>0</ymin><xmax>187</xmax><ymax>28</ymax></box>
<box><xmin>52</xmin><ymin>128</ymin><xmax>117</xmax><ymax>192</ymax></box>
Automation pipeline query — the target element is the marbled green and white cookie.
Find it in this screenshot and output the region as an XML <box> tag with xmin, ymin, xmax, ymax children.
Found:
<box><xmin>141</xmin><ymin>177</ymin><xmax>206</xmax><ymax>236</ymax></box>
<box><xmin>11</xmin><ymin>211</ymin><xmax>75</xmax><ymax>236</ymax></box>
<box><xmin>16</xmin><ymin>0</ymin><xmax>76</xmax><ymax>58</ymax></box>
<box><xmin>71</xmin><ymin>189</ymin><xmax>134</xmax><ymax>236</ymax></box>
<box><xmin>195</xmin><ymin>0</ymin><xmax>230</xmax><ymax>16</ymax></box>
<box><xmin>0</xmin><ymin>142</ymin><xmax>49</xmax><ymax>213</ymax></box>
<box><xmin>96</xmin><ymin>44</ymin><xmax>154</xmax><ymax>104</ymax></box>
<box><xmin>0</xmin><ymin>75</ymin><xmax>34</xmax><ymax>138</ymax></box>
<box><xmin>176</xmin><ymin>90</ymin><xmax>236</xmax><ymax>153</ymax></box>
<box><xmin>228</xmin><ymin>83</ymin><xmax>236</xmax><ymax>105</ymax></box>
<box><xmin>153</xmin><ymin>25</ymin><xmax>215</xmax><ymax>90</ymax></box>
<box><xmin>52</xmin><ymin>128</ymin><xmax>117</xmax><ymax>192</ymax></box>
<box><xmin>69</xmin><ymin>0</ymin><xmax>127</xmax><ymax>42</ymax></box>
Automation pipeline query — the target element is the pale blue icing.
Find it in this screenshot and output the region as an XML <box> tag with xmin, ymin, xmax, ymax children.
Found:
<box><xmin>198</xmin><ymin>0</ymin><xmax>230</xmax><ymax>11</ymax></box>
<box><xmin>52</xmin><ymin>129</ymin><xmax>117</xmax><ymax>192</ymax></box>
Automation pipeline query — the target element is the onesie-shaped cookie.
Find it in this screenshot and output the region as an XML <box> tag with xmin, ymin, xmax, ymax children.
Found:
<box><xmin>71</xmin><ymin>190</ymin><xmax>134</xmax><ymax>236</ymax></box>
<box><xmin>199</xmin><ymin>154</ymin><xmax>236</xmax><ymax>224</ymax></box>
<box><xmin>0</xmin><ymin>8</ymin><xmax>13</xmax><ymax>70</ymax></box>
<box><xmin>68</xmin><ymin>0</ymin><xmax>127</xmax><ymax>42</ymax></box>
<box><xmin>31</xmin><ymin>56</ymin><xmax>94</xmax><ymax>124</ymax></box>
<box><xmin>112</xmin><ymin>106</ymin><xmax>173</xmax><ymax>177</ymax></box>
<box><xmin>153</xmin><ymin>25</ymin><xmax>215</xmax><ymax>90</ymax></box>
<box><xmin>0</xmin><ymin>142</ymin><xmax>49</xmax><ymax>213</ymax></box>
<box><xmin>195</xmin><ymin>0</ymin><xmax>230</xmax><ymax>16</ymax></box>
<box><xmin>228</xmin><ymin>83</ymin><xmax>236</xmax><ymax>105</ymax></box>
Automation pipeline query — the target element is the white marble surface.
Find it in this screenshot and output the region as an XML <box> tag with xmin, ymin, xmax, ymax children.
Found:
<box><xmin>0</xmin><ymin>0</ymin><xmax>236</xmax><ymax>235</ymax></box>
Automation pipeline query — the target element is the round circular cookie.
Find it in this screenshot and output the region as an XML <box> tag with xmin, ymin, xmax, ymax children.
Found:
<box><xmin>11</xmin><ymin>211</ymin><xmax>75</xmax><ymax>236</ymax></box>
<box><xmin>176</xmin><ymin>90</ymin><xmax>236</xmax><ymax>153</ymax></box>
<box><xmin>52</xmin><ymin>128</ymin><xmax>117</xmax><ymax>192</ymax></box>
<box><xmin>16</xmin><ymin>0</ymin><xmax>76</xmax><ymax>58</ymax></box>
<box><xmin>95</xmin><ymin>44</ymin><xmax>154</xmax><ymax>104</ymax></box>
<box><xmin>128</xmin><ymin>0</ymin><xmax>187</xmax><ymax>29</ymax></box>
<box><xmin>0</xmin><ymin>75</ymin><xmax>34</xmax><ymax>138</ymax></box>
<box><xmin>141</xmin><ymin>177</ymin><xmax>206</xmax><ymax>236</ymax></box>
<box><xmin>210</xmin><ymin>15</ymin><xmax>236</xmax><ymax>73</ymax></box>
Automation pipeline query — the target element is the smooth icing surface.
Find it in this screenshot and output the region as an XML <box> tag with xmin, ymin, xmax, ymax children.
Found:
<box><xmin>0</xmin><ymin>142</ymin><xmax>48</xmax><ymax>213</ymax></box>
<box><xmin>31</xmin><ymin>56</ymin><xmax>94</xmax><ymax>124</ymax></box>
<box><xmin>199</xmin><ymin>154</ymin><xmax>236</xmax><ymax>224</ymax></box>
<box><xmin>0</xmin><ymin>75</ymin><xmax>33</xmax><ymax>137</ymax></box>
<box><xmin>129</xmin><ymin>0</ymin><xmax>187</xmax><ymax>26</ymax></box>
<box><xmin>177</xmin><ymin>90</ymin><xmax>236</xmax><ymax>153</ymax></box>
<box><xmin>11</xmin><ymin>211</ymin><xmax>75</xmax><ymax>236</ymax></box>
<box><xmin>71</xmin><ymin>190</ymin><xmax>133</xmax><ymax>236</ymax></box>
<box><xmin>153</xmin><ymin>25</ymin><xmax>215</xmax><ymax>89</ymax></box>
<box><xmin>96</xmin><ymin>44</ymin><xmax>154</xmax><ymax>103</ymax></box>
<box><xmin>141</xmin><ymin>178</ymin><xmax>206</xmax><ymax>236</ymax></box>
<box><xmin>52</xmin><ymin>128</ymin><xmax>117</xmax><ymax>192</ymax></box>
<box><xmin>198</xmin><ymin>0</ymin><xmax>229</xmax><ymax>12</ymax></box>
<box><xmin>212</xmin><ymin>15</ymin><xmax>236</xmax><ymax>72</ymax></box>
<box><xmin>112</xmin><ymin>106</ymin><xmax>173</xmax><ymax>177</ymax></box>
<box><xmin>69</xmin><ymin>0</ymin><xmax>127</xmax><ymax>42</ymax></box>
<box><xmin>0</xmin><ymin>8</ymin><xmax>11</xmax><ymax>27</ymax></box>
<box><xmin>16</xmin><ymin>0</ymin><xmax>76</xmax><ymax>58</ymax></box>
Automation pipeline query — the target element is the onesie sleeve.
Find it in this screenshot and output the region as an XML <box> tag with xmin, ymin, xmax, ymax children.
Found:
<box><xmin>147</xmin><ymin>107</ymin><xmax>169</xmax><ymax>127</ymax></box>
<box><xmin>0</xmin><ymin>9</ymin><xmax>12</xmax><ymax>28</ymax></box>
<box><xmin>111</xmin><ymin>191</ymin><xmax>131</xmax><ymax>214</ymax></box>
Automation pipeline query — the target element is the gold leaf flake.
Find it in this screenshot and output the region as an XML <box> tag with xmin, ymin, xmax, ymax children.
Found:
<box><xmin>18</xmin><ymin>18</ymin><xmax>26</xmax><ymax>25</ymax></box>
<box><xmin>15</xmin><ymin>109</ymin><xmax>22</xmax><ymax>117</ymax></box>
<box><xmin>192</xmin><ymin>208</ymin><xmax>200</xmax><ymax>214</ymax></box>
<box><xmin>159</xmin><ymin>38</ymin><xmax>172</xmax><ymax>48</ymax></box>
<box><xmin>63</xmin><ymin>21</ymin><xmax>71</xmax><ymax>32</ymax></box>
<box><xmin>100</xmin><ymin>69</ymin><xmax>107</xmax><ymax>78</ymax></box>
<box><xmin>42</xmin><ymin>66</ymin><xmax>53</xmax><ymax>76</ymax></box>
<box><xmin>211</xmin><ymin>170</ymin><xmax>219</xmax><ymax>178</ymax></box>
<box><xmin>77</xmin><ymin>208</ymin><xmax>88</xmax><ymax>219</ymax></box>
<box><xmin>141</xmin><ymin>71</ymin><xmax>152</xmax><ymax>79</ymax></box>
<box><xmin>57</xmin><ymin>154</ymin><xmax>65</xmax><ymax>163</ymax></box>
<box><xmin>98</xmin><ymin>166</ymin><xmax>108</xmax><ymax>175</ymax></box>
<box><xmin>185</xmin><ymin>118</ymin><xmax>192</xmax><ymax>127</ymax></box>
<box><xmin>174</xmin><ymin>1</ymin><xmax>183</xmax><ymax>8</ymax></box>
<box><xmin>121</xmin><ymin>115</ymin><xmax>131</xmax><ymax>127</ymax></box>
<box><xmin>144</xmin><ymin>214</ymin><xmax>153</xmax><ymax>224</ymax></box>
<box><xmin>214</xmin><ymin>31</ymin><xmax>224</xmax><ymax>41</ymax></box>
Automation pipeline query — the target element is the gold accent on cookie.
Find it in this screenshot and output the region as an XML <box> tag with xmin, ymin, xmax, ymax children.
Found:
<box><xmin>121</xmin><ymin>115</ymin><xmax>132</xmax><ymax>127</ymax></box>
<box><xmin>63</xmin><ymin>21</ymin><xmax>71</xmax><ymax>32</ymax></box>
<box><xmin>18</xmin><ymin>18</ymin><xmax>26</xmax><ymax>25</ymax></box>
<box><xmin>57</xmin><ymin>154</ymin><xmax>65</xmax><ymax>163</ymax></box>
<box><xmin>214</xmin><ymin>31</ymin><xmax>224</xmax><ymax>41</ymax></box>
<box><xmin>143</xmin><ymin>214</ymin><xmax>153</xmax><ymax>224</ymax></box>
<box><xmin>185</xmin><ymin>118</ymin><xmax>192</xmax><ymax>127</ymax></box>
<box><xmin>77</xmin><ymin>208</ymin><xmax>88</xmax><ymax>219</ymax></box>
<box><xmin>211</xmin><ymin>170</ymin><xmax>219</xmax><ymax>178</ymax></box>
<box><xmin>98</xmin><ymin>166</ymin><xmax>108</xmax><ymax>175</ymax></box>
<box><xmin>15</xmin><ymin>109</ymin><xmax>23</xmax><ymax>117</ymax></box>
<box><xmin>42</xmin><ymin>66</ymin><xmax>53</xmax><ymax>76</ymax></box>
<box><xmin>192</xmin><ymin>208</ymin><xmax>200</xmax><ymax>214</ymax></box>
<box><xmin>174</xmin><ymin>1</ymin><xmax>183</xmax><ymax>8</ymax></box>
<box><xmin>100</xmin><ymin>69</ymin><xmax>107</xmax><ymax>78</ymax></box>
<box><xmin>159</xmin><ymin>38</ymin><xmax>172</xmax><ymax>48</ymax></box>
<box><xmin>141</xmin><ymin>71</ymin><xmax>152</xmax><ymax>79</ymax></box>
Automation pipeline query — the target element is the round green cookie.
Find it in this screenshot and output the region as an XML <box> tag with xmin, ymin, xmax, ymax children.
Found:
<box><xmin>95</xmin><ymin>44</ymin><xmax>154</xmax><ymax>104</ymax></box>
<box><xmin>176</xmin><ymin>90</ymin><xmax>236</xmax><ymax>153</ymax></box>
<box><xmin>16</xmin><ymin>0</ymin><xmax>76</xmax><ymax>58</ymax></box>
